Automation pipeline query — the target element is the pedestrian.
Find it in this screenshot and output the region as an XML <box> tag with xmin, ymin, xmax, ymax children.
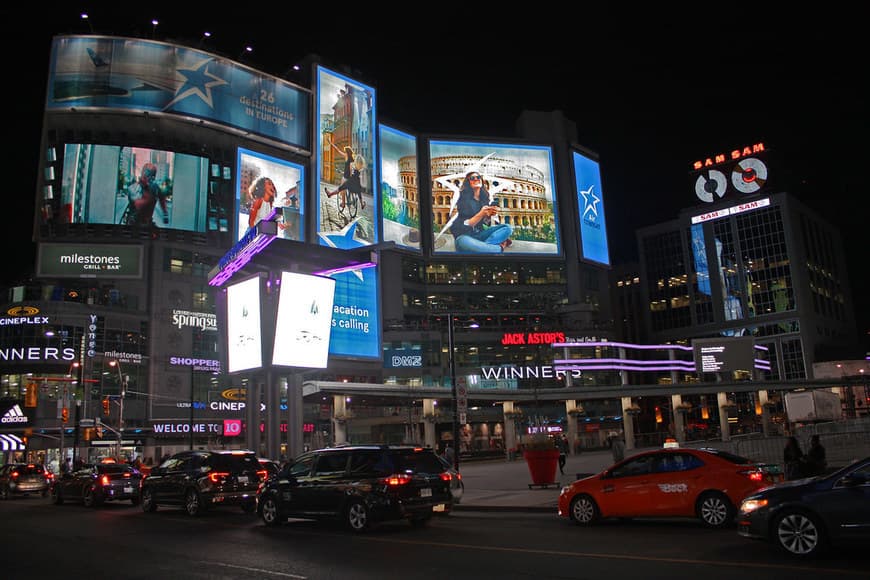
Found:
<box><xmin>557</xmin><ymin>434</ymin><xmax>569</xmax><ymax>474</ymax></box>
<box><xmin>783</xmin><ymin>436</ymin><xmax>804</xmax><ymax>480</ymax></box>
<box><xmin>610</xmin><ymin>435</ymin><xmax>626</xmax><ymax>463</ymax></box>
<box><xmin>805</xmin><ymin>434</ymin><xmax>827</xmax><ymax>476</ymax></box>
<box><xmin>442</xmin><ymin>443</ymin><xmax>455</xmax><ymax>467</ymax></box>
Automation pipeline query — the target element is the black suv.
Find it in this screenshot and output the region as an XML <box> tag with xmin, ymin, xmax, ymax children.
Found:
<box><xmin>140</xmin><ymin>450</ymin><xmax>261</xmax><ymax>516</ymax></box>
<box><xmin>257</xmin><ymin>445</ymin><xmax>453</xmax><ymax>532</ymax></box>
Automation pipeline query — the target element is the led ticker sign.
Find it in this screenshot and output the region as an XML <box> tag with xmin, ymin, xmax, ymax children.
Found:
<box><xmin>691</xmin><ymin>198</ymin><xmax>770</xmax><ymax>224</ymax></box>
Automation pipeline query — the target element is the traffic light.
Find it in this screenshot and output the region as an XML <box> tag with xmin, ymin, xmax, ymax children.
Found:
<box><xmin>102</xmin><ymin>397</ymin><xmax>110</xmax><ymax>415</ymax></box>
<box><xmin>61</xmin><ymin>407</ymin><xmax>69</xmax><ymax>423</ymax></box>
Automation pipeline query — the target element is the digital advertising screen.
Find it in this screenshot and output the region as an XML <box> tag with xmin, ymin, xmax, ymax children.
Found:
<box><xmin>328</xmin><ymin>266</ymin><xmax>380</xmax><ymax>360</ymax></box>
<box><xmin>48</xmin><ymin>36</ymin><xmax>310</xmax><ymax>150</ymax></box>
<box><xmin>572</xmin><ymin>150</ymin><xmax>611</xmax><ymax>266</ymax></box>
<box><xmin>272</xmin><ymin>272</ymin><xmax>335</xmax><ymax>368</ymax></box>
<box><xmin>225</xmin><ymin>276</ymin><xmax>263</xmax><ymax>373</ymax></box>
<box><xmin>316</xmin><ymin>66</ymin><xmax>377</xmax><ymax>248</ymax></box>
<box><xmin>236</xmin><ymin>148</ymin><xmax>305</xmax><ymax>242</ymax></box>
<box><xmin>37</xmin><ymin>243</ymin><xmax>143</xmax><ymax>279</ymax></box>
<box><xmin>692</xmin><ymin>337</ymin><xmax>756</xmax><ymax>374</ymax></box>
<box><xmin>60</xmin><ymin>144</ymin><xmax>210</xmax><ymax>231</ymax></box>
<box><xmin>429</xmin><ymin>140</ymin><xmax>560</xmax><ymax>256</ymax></box>
<box><xmin>379</xmin><ymin>125</ymin><xmax>420</xmax><ymax>251</ymax></box>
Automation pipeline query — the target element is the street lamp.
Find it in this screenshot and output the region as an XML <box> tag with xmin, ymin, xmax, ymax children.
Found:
<box><xmin>108</xmin><ymin>360</ymin><xmax>126</xmax><ymax>458</ymax></box>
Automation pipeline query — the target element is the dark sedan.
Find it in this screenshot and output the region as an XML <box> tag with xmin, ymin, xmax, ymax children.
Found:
<box><xmin>0</xmin><ymin>463</ymin><xmax>51</xmax><ymax>499</ymax></box>
<box><xmin>51</xmin><ymin>463</ymin><xmax>142</xmax><ymax>507</ymax></box>
<box><xmin>737</xmin><ymin>456</ymin><xmax>870</xmax><ymax>557</ymax></box>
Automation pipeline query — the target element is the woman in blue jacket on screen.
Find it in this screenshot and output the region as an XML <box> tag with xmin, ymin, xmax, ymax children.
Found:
<box><xmin>448</xmin><ymin>171</ymin><xmax>512</xmax><ymax>253</ymax></box>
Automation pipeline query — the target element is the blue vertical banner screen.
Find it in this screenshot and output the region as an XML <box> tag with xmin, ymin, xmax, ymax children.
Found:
<box><xmin>572</xmin><ymin>150</ymin><xmax>610</xmax><ymax>266</ymax></box>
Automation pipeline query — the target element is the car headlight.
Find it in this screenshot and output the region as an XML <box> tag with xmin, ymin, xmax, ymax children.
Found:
<box><xmin>739</xmin><ymin>498</ymin><xmax>769</xmax><ymax>514</ymax></box>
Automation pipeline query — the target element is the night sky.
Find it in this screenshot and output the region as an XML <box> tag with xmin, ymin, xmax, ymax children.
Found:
<box><xmin>6</xmin><ymin>7</ymin><xmax>868</xmax><ymax>349</ymax></box>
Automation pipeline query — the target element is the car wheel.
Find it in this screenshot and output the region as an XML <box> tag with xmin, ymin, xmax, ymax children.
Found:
<box><xmin>569</xmin><ymin>494</ymin><xmax>600</xmax><ymax>525</ymax></box>
<box><xmin>346</xmin><ymin>499</ymin><xmax>370</xmax><ymax>532</ymax></box>
<box><xmin>141</xmin><ymin>487</ymin><xmax>157</xmax><ymax>513</ymax></box>
<box><xmin>773</xmin><ymin>510</ymin><xmax>827</xmax><ymax>557</ymax></box>
<box><xmin>52</xmin><ymin>487</ymin><xmax>64</xmax><ymax>505</ymax></box>
<box><xmin>41</xmin><ymin>489</ymin><xmax>48</xmax><ymax>498</ymax></box>
<box><xmin>241</xmin><ymin>499</ymin><xmax>256</xmax><ymax>513</ymax></box>
<box><xmin>83</xmin><ymin>488</ymin><xmax>96</xmax><ymax>508</ymax></box>
<box><xmin>0</xmin><ymin>485</ymin><xmax>8</xmax><ymax>500</ymax></box>
<box><xmin>696</xmin><ymin>491</ymin><xmax>734</xmax><ymax>528</ymax></box>
<box><xmin>260</xmin><ymin>496</ymin><xmax>282</xmax><ymax>526</ymax></box>
<box><xmin>185</xmin><ymin>489</ymin><xmax>204</xmax><ymax>516</ymax></box>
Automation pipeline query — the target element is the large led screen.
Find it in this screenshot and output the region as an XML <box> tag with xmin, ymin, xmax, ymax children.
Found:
<box><xmin>328</xmin><ymin>266</ymin><xmax>380</xmax><ymax>360</ymax></box>
<box><xmin>48</xmin><ymin>36</ymin><xmax>309</xmax><ymax>150</ymax></box>
<box><xmin>226</xmin><ymin>276</ymin><xmax>263</xmax><ymax>373</ymax></box>
<box><xmin>60</xmin><ymin>144</ymin><xmax>209</xmax><ymax>231</ymax></box>
<box><xmin>692</xmin><ymin>337</ymin><xmax>755</xmax><ymax>374</ymax></box>
<box><xmin>236</xmin><ymin>148</ymin><xmax>305</xmax><ymax>242</ymax></box>
<box><xmin>572</xmin><ymin>150</ymin><xmax>611</xmax><ymax>266</ymax></box>
<box><xmin>429</xmin><ymin>141</ymin><xmax>560</xmax><ymax>255</ymax></box>
<box><xmin>379</xmin><ymin>125</ymin><xmax>420</xmax><ymax>251</ymax></box>
<box><xmin>272</xmin><ymin>272</ymin><xmax>335</xmax><ymax>368</ymax></box>
<box><xmin>316</xmin><ymin>67</ymin><xmax>377</xmax><ymax>247</ymax></box>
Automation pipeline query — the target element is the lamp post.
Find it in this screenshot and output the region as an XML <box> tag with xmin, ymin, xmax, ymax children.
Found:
<box><xmin>447</xmin><ymin>314</ymin><xmax>459</xmax><ymax>470</ymax></box>
<box><xmin>109</xmin><ymin>360</ymin><xmax>126</xmax><ymax>459</ymax></box>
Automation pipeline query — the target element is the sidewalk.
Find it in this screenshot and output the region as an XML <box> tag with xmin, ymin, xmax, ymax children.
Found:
<box><xmin>453</xmin><ymin>449</ymin><xmax>618</xmax><ymax>513</ymax></box>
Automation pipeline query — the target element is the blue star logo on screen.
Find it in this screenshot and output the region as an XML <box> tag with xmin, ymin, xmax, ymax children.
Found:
<box><xmin>580</xmin><ymin>185</ymin><xmax>600</xmax><ymax>221</ymax></box>
<box><xmin>166</xmin><ymin>57</ymin><xmax>228</xmax><ymax>109</ymax></box>
<box><xmin>317</xmin><ymin>220</ymin><xmax>367</xmax><ymax>281</ymax></box>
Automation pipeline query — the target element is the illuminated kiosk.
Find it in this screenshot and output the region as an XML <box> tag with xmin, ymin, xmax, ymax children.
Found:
<box><xmin>208</xmin><ymin>214</ymin><xmax>386</xmax><ymax>460</ymax></box>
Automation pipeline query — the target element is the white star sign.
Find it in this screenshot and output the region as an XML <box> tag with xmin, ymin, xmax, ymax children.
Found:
<box><xmin>166</xmin><ymin>57</ymin><xmax>228</xmax><ymax>109</ymax></box>
<box><xmin>581</xmin><ymin>185</ymin><xmax>600</xmax><ymax>222</ymax></box>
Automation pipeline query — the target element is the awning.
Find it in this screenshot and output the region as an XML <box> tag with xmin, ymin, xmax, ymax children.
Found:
<box><xmin>0</xmin><ymin>433</ymin><xmax>25</xmax><ymax>451</ymax></box>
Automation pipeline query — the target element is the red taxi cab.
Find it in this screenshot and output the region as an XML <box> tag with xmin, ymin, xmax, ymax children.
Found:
<box><xmin>558</xmin><ymin>448</ymin><xmax>780</xmax><ymax>528</ymax></box>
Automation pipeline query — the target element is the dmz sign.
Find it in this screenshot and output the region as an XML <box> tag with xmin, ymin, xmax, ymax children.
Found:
<box><xmin>384</xmin><ymin>349</ymin><xmax>423</xmax><ymax>368</ymax></box>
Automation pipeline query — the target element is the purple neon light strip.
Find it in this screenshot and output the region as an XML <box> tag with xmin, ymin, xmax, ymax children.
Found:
<box><xmin>552</xmin><ymin>341</ymin><xmax>693</xmax><ymax>351</ymax></box>
<box><xmin>754</xmin><ymin>344</ymin><xmax>769</xmax><ymax>351</ymax></box>
<box><xmin>556</xmin><ymin>361</ymin><xmax>772</xmax><ymax>372</ymax></box>
<box><xmin>311</xmin><ymin>261</ymin><xmax>377</xmax><ymax>277</ymax></box>
<box><xmin>208</xmin><ymin>234</ymin><xmax>277</xmax><ymax>287</ymax></box>
<box><xmin>554</xmin><ymin>358</ymin><xmax>695</xmax><ymax>366</ymax></box>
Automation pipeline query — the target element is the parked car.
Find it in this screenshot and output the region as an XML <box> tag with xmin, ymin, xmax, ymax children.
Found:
<box><xmin>51</xmin><ymin>463</ymin><xmax>142</xmax><ymax>506</ymax></box>
<box><xmin>140</xmin><ymin>449</ymin><xmax>260</xmax><ymax>516</ymax></box>
<box><xmin>558</xmin><ymin>448</ymin><xmax>779</xmax><ymax>528</ymax></box>
<box><xmin>437</xmin><ymin>455</ymin><xmax>464</xmax><ymax>504</ymax></box>
<box><xmin>0</xmin><ymin>463</ymin><xmax>52</xmax><ymax>499</ymax></box>
<box><xmin>257</xmin><ymin>445</ymin><xmax>454</xmax><ymax>532</ymax></box>
<box><xmin>737</xmin><ymin>455</ymin><xmax>870</xmax><ymax>557</ymax></box>
<box><xmin>257</xmin><ymin>458</ymin><xmax>280</xmax><ymax>482</ymax></box>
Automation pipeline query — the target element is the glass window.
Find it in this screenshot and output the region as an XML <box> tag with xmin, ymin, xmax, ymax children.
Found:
<box><xmin>288</xmin><ymin>455</ymin><xmax>315</xmax><ymax>477</ymax></box>
<box><xmin>314</xmin><ymin>452</ymin><xmax>350</xmax><ymax>475</ymax></box>
<box><xmin>610</xmin><ymin>454</ymin><xmax>654</xmax><ymax>478</ymax></box>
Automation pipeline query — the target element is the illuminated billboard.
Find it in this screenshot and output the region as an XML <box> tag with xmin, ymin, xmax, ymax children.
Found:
<box><xmin>316</xmin><ymin>66</ymin><xmax>377</xmax><ymax>247</ymax></box>
<box><xmin>236</xmin><ymin>148</ymin><xmax>305</xmax><ymax>242</ymax></box>
<box><xmin>60</xmin><ymin>144</ymin><xmax>210</xmax><ymax>231</ymax></box>
<box><xmin>272</xmin><ymin>272</ymin><xmax>335</xmax><ymax>368</ymax></box>
<box><xmin>328</xmin><ymin>266</ymin><xmax>380</xmax><ymax>360</ymax></box>
<box><xmin>226</xmin><ymin>276</ymin><xmax>263</xmax><ymax>373</ymax></box>
<box><xmin>379</xmin><ymin>125</ymin><xmax>420</xmax><ymax>251</ymax></box>
<box><xmin>572</xmin><ymin>150</ymin><xmax>611</xmax><ymax>266</ymax></box>
<box><xmin>429</xmin><ymin>140</ymin><xmax>560</xmax><ymax>255</ymax></box>
<box><xmin>37</xmin><ymin>243</ymin><xmax>143</xmax><ymax>279</ymax></box>
<box><xmin>48</xmin><ymin>36</ymin><xmax>310</xmax><ymax>150</ymax></box>
<box><xmin>692</xmin><ymin>337</ymin><xmax>756</xmax><ymax>373</ymax></box>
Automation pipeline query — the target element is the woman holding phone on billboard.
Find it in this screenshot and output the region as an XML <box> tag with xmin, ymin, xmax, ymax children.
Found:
<box><xmin>448</xmin><ymin>171</ymin><xmax>512</xmax><ymax>253</ymax></box>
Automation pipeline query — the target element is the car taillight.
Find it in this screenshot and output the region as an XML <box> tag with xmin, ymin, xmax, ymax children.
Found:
<box><xmin>440</xmin><ymin>472</ymin><xmax>452</xmax><ymax>482</ymax></box>
<box><xmin>256</xmin><ymin>469</ymin><xmax>268</xmax><ymax>481</ymax></box>
<box><xmin>208</xmin><ymin>471</ymin><xmax>230</xmax><ymax>484</ymax></box>
<box><xmin>101</xmin><ymin>475</ymin><xmax>110</xmax><ymax>486</ymax></box>
<box><xmin>123</xmin><ymin>472</ymin><xmax>132</xmax><ymax>478</ymax></box>
<box><xmin>382</xmin><ymin>474</ymin><xmax>412</xmax><ymax>486</ymax></box>
<box><xmin>740</xmin><ymin>469</ymin><xmax>763</xmax><ymax>482</ymax></box>
<box><xmin>10</xmin><ymin>471</ymin><xmax>19</xmax><ymax>480</ymax></box>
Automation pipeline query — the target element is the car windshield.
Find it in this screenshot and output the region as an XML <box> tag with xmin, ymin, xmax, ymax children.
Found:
<box><xmin>20</xmin><ymin>465</ymin><xmax>45</xmax><ymax>475</ymax></box>
<box><xmin>98</xmin><ymin>464</ymin><xmax>135</xmax><ymax>474</ymax></box>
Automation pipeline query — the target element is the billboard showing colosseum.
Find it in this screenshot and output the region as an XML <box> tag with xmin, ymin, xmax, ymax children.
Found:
<box><xmin>379</xmin><ymin>125</ymin><xmax>420</xmax><ymax>251</ymax></box>
<box><xmin>429</xmin><ymin>140</ymin><xmax>560</xmax><ymax>255</ymax></box>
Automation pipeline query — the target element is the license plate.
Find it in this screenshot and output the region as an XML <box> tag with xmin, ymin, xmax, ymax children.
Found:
<box><xmin>433</xmin><ymin>503</ymin><xmax>446</xmax><ymax>512</ymax></box>
<box><xmin>420</xmin><ymin>488</ymin><xmax>432</xmax><ymax>497</ymax></box>
<box><xmin>237</xmin><ymin>476</ymin><xmax>248</xmax><ymax>484</ymax></box>
<box><xmin>123</xmin><ymin>487</ymin><xmax>133</xmax><ymax>494</ymax></box>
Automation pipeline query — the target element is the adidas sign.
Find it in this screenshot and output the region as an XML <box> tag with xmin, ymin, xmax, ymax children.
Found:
<box><xmin>1</xmin><ymin>404</ymin><xmax>28</xmax><ymax>424</ymax></box>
